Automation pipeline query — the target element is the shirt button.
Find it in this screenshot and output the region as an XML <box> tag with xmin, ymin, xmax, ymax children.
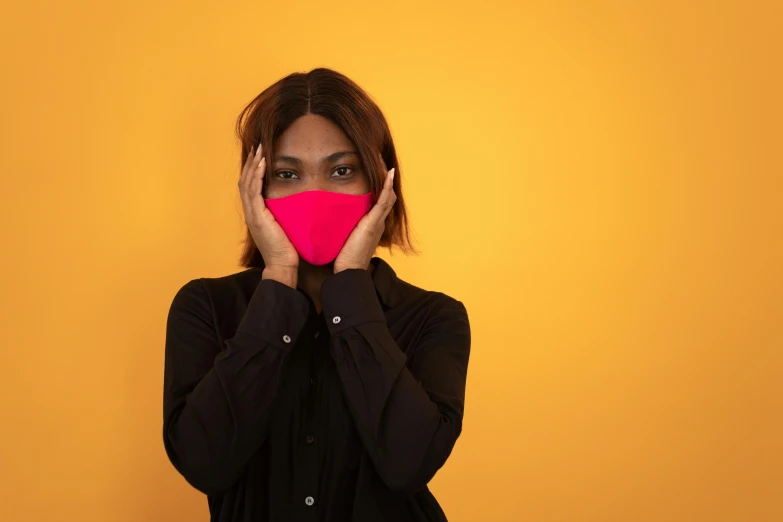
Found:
<box><xmin>305</xmin><ymin>496</ymin><xmax>315</xmax><ymax>506</ymax></box>
<box><xmin>282</xmin><ymin>335</ymin><xmax>291</xmax><ymax>343</ymax></box>
<box><xmin>332</xmin><ymin>316</ymin><xmax>341</xmax><ymax>324</ymax></box>
<box><xmin>305</xmin><ymin>435</ymin><xmax>314</xmax><ymax>444</ymax></box>
<box><xmin>313</xmin><ymin>331</ymin><xmax>320</xmax><ymax>339</ymax></box>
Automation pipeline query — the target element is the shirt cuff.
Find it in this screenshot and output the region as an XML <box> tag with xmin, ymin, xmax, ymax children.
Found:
<box><xmin>321</xmin><ymin>268</ymin><xmax>386</xmax><ymax>335</ymax></box>
<box><xmin>234</xmin><ymin>278</ymin><xmax>311</xmax><ymax>350</ymax></box>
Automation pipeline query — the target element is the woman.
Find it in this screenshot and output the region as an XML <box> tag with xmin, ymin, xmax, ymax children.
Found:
<box><xmin>163</xmin><ymin>67</ymin><xmax>472</xmax><ymax>522</ymax></box>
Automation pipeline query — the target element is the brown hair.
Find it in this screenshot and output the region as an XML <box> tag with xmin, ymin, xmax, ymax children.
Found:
<box><xmin>234</xmin><ymin>67</ymin><xmax>418</xmax><ymax>269</ymax></box>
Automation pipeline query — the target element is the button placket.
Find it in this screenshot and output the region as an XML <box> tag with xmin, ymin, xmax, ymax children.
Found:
<box><xmin>300</xmin><ymin>319</ymin><xmax>321</xmax><ymax>512</ymax></box>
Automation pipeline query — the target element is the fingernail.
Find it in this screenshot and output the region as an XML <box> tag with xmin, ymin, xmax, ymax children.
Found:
<box><xmin>390</xmin><ymin>168</ymin><xmax>395</xmax><ymax>180</ymax></box>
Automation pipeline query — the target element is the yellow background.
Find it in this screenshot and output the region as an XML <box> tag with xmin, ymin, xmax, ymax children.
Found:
<box><xmin>1</xmin><ymin>0</ymin><xmax>781</xmax><ymax>521</ymax></box>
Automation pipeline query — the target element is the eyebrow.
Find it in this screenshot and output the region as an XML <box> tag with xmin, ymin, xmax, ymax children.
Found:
<box><xmin>275</xmin><ymin>150</ymin><xmax>359</xmax><ymax>165</ymax></box>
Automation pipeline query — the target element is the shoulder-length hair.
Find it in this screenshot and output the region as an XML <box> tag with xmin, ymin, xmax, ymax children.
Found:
<box><xmin>234</xmin><ymin>67</ymin><xmax>417</xmax><ymax>269</ymax></box>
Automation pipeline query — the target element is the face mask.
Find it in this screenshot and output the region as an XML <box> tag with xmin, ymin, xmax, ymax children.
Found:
<box><xmin>265</xmin><ymin>190</ymin><xmax>374</xmax><ymax>266</ymax></box>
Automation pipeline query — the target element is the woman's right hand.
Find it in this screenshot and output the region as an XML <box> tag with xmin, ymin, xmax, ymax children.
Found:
<box><xmin>238</xmin><ymin>144</ymin><xmax>299</xmax><ymax>286</ymax></box>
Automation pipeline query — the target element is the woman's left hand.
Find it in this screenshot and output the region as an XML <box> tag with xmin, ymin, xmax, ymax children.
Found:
<box><xmin>333</xmin><ymin>166</ymin><xmax>396</xmax><ymax>273</ymax></box>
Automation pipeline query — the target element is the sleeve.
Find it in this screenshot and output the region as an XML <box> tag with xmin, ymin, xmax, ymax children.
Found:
<box><xmin>162</xmin><ymin>277</ymin><xmax>310</xmax><ymax>495</ymax></box>
<box><xmin>320</xmin><ymin>269</ymin><xmax>471</xmax><ymax>495</ymax></box>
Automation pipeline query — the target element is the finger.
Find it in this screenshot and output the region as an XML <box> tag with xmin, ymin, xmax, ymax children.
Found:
<box><xmin>238</xmin><ymin>149</ymin><xmax>255</xmax><ymax>217</ymax></box>
<box><xmin>239</xmin><ymin>145</ymin><xmax>263</xmax><ymax>223</ymax></box>
<box><xmin>380</xmin><ymin>167</ymin><xmax>396</xmax><ymax>210</ymax></box>
<box><xmin>239</xmin><ymin>148</ymin><xmax>253</xmax><ymax>188</ymax></box>
<box><xmin>240</xmin><ymin>142</ymin><xmax>262</xmax><ymax>187</ymax></box>
<box><xmin>248</xmin><ymin>155</ymin><xmax>267</xmax><ymax>210</ymax></box>
<box><xmin>382</xmin><ymin>167</ymin><xmax>397</xmax><ymax>217</ymax></box>
<box><xmin>247</xmin><ymin>151</ymin><xmax>263</xmax><ymax>197</ymax></box>
<box><xmin>366</xmin><ymin>168</ymin><xmax>396</xmax><ymax>223</ymax></box>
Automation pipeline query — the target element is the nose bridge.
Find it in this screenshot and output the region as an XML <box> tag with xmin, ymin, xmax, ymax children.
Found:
<box><xmin>302</xmin><ymin>165</ymin><xmax>330</xmax><ymax>191</ymax></box>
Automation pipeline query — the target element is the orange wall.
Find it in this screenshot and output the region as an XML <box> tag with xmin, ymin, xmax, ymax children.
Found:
<box><xmin>1</xmin><ymin>1</ymin><xmax>781</xmax><ymax>521</ymax></box>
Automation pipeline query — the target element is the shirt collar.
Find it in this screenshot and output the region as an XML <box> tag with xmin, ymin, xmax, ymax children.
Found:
<box><xmin>252</xmin><ymin>256</ymin><xmax>399</xmax><ymax>308</ymax></box>
<box><xmin>369</xmin><ymin>256</ymin><xmax>399</xmax><ymax>308</ymax></box>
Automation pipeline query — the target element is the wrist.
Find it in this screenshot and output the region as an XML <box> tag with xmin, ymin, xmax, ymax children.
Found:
<box><xmin>262</xmin><ymin>266</ymin><xmax>298</xmax><ymax>289</ymax></box>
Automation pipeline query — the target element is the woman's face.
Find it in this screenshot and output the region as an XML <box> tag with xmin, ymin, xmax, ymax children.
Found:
<box><xmin>265</xmin><ymin>114</ymin><xmax>370</xmax><ymax>199</ymax></box>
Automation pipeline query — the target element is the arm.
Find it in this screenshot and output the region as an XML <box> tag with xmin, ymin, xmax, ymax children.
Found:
<box><xmin>320</xmin><ymin>269</ymin><xmax>471</xmax><ymax>495</ymax></box>
<box><xmin>162</xmin><ymin>277</ymin><xmax>309</xmax><ymax>495</ymax></box>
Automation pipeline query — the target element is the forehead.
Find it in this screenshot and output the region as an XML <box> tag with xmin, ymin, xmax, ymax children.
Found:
<box><xmin>275</xmin><ymin>114</ymin><xmax>355</xmax><ymax>155</ymax></box>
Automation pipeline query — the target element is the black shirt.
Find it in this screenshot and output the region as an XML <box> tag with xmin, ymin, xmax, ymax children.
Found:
<box><xmin>163</xmin><ymin>256</ymin><xmax>471</xmax><ymax>521</ymax></box>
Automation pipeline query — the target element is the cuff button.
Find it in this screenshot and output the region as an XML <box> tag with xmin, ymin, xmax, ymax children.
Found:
<box><xmin>332</xmin><ymin>316</ymin><xmax>341</xmax><ymax>324</ymax></box>
<box><xmin>283</xmin><ymin>334</ymin><xmax>292</xmax><ymax>343</ymax></box>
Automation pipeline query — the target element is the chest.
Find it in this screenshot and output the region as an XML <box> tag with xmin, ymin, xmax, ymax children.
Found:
<box><xmin>265</xmin><ymin>313</ymin><xmax>362</xmax><ymax>467</ymax></box>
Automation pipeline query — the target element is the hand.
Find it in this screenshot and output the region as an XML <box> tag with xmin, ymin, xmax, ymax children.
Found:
<box><xmin>333</xmin><ymin>166</ymin><xmax>396</xmax><ymax>273</ymax></box>
<box><xmin>238</xmin><ymin>143</ymin><xmax>299</xmax><ymax>285</ymax></box>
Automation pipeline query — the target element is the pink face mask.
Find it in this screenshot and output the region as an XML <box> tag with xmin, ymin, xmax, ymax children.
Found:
<box><xmin>265</xmin><ymin>190</ymin><xmax>374</xmax><ymax>266</ymax></box>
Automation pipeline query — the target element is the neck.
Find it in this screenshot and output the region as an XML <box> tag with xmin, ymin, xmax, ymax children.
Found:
<box><xmin>297</xmin><ymin>258</ymin><xmax>376</xmax><ymax>313</ymax></box>
<box><xmin>297</xmin><ymin>261</ymin><xmax>332</xmax><ymax>313</ymax></box>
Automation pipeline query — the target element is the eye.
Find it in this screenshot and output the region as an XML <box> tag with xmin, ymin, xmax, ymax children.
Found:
<box><xmin>275</xmin><ymin>170</ymin><xmax>299</xmax><ymax>180</ymax></box>
<box><xmin>332</xmin><ymin>166</ymin><xmax>354</xmax><ymax>178</ymax></box>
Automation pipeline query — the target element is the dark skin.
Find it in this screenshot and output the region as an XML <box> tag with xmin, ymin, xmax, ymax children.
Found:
<box><xmin>237</xmin><ymin>114</ymin><xmax>396</xmax><ymax>313</ymax></box>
